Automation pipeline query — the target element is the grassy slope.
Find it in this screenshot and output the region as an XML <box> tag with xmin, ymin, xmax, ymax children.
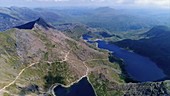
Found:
<box><xmin>0</xmin><ymin>27</ymin><xmax>125</xmax><ymax>96</ymax></box>
<box><xmin>0</xmin><ymin>28</ymin><xmax>76</xmax><ymax>95</ymax></box>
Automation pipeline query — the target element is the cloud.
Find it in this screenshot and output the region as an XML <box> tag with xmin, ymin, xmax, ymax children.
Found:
<box><xmin>106</xmin><ymin>0</ymin><xmax>170</xmax><ymax>8</ymax></box>
<box><xmin>134</xmin><ymin>0</ymin><xmax>170</xmax><ymax>6</ymax></box>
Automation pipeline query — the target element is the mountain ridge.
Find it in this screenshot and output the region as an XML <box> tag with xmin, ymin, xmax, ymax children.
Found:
<box><xmin>0</xmin><ymin>18</ymin><xmax>124</xmax><ymax>96</ymax></box>
<box><xmin>15</xmin><ymin>17</ymin><xmax>55</xmax><ymax>30</ymax></box>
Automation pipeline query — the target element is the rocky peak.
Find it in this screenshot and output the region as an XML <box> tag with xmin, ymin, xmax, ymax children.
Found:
<box><xmin>15</xmin><ymin>17</ymin><xmax>55</xmax><ymax>30</ymax></box>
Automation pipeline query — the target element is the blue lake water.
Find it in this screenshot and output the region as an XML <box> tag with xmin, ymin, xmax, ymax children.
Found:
<box><xmin>82</xmin><ymin>34</ymin><xmax>166</xmax><ymax>82</ymax></box>
<box><xmin>54</xmin><ymin>77</ymin><xmax>96</xmax><ymax>96</ymax></box>
<box><xmin>96</xmin><ymin>40</ymin><xmax>166</xmax><ymax>82</ymax></box>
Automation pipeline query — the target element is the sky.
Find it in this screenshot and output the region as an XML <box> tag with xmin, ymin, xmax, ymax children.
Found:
<box><xmin>0</xmin><ymin>0</ymin><xmax>170</xmax><ymax>8</ymax></box>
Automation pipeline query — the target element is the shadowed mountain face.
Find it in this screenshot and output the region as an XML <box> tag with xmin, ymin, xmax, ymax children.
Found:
<box><xmin>114</xmin><ymin>26</ymin><xmax>170</xmax><ymax>77</ymax></box>
<box><xmin>15</xmin><ymin>17</ymin><xmax>55</xmax><ymax>29</ymax></box>
<box><xmin>144</xmin><ymin>26</ymin><xmax>170</xmax><ymax>37</ymax></box>
<box><xmin>0</xmin><ymin>13</ymin><xmax>22</xmax><ymax>31</ymax></box>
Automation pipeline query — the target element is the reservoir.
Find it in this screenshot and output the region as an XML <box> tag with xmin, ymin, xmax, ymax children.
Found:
<box><xmin>96</xmin><ymin>40</ymin><xmax>166</xmax><ymax>82</ymax></box>
<box><xmin>83</xmin><ymin>34</ymin><xmax>166</xmax><ymax>82</ymax></box>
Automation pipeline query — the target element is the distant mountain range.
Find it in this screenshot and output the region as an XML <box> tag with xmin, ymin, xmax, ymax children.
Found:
<box><xmin>0</xmin><ymin>7</ymin><xmax>170</xmax><ymax>32</ymax></box>
<box><xmin>0</xmin><ymin>7</ymin><xmax>62</xmax><ymax>31</ymax></box>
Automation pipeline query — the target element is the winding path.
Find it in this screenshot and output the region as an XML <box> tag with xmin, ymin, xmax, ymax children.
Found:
<box><xmin>0</xmin><ymin>48</ymin><xmax>72</xmax><ymax>94</ymax></box>
<box><xmin>0</xmin><ymin>62</ymin><xmax>39</xmax><ymax>94</ymax></box>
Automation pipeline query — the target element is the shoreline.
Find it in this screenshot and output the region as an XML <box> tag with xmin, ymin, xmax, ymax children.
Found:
<box><xmin>51</xmin><ymin>76</ymin><xmax>97</xmax><ymax>96</ymax></box>
<box><xmin>84</xmin><ymin>38</ymin><xmax>138</xmax><ymax>83</ymax></box>
<box><xmin>50</xmin><ymin>60</ymin><xmax>97</xmax><ymax>96</ymax></box>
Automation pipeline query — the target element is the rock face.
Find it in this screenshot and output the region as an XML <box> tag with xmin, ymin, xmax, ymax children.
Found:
<box><xmin>124</xmin><ymin>82</ymin><xmax>168</xmax><ymax>96</ymax></box>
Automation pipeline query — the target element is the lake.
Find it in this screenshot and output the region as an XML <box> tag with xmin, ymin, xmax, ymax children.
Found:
<box><xmin>83</xmin><ymin>34</ymin><xmax>166</xmax><ymax>82</ymax></box>
<box><xmin>96</xmin><ymin>40</ymin><xmax>166</xmax><ymax>82</ymax></box>
<box><xmin>54</xmin><ymin>77</ymin><xmax>96</xmax><ymax>96</ymax></box>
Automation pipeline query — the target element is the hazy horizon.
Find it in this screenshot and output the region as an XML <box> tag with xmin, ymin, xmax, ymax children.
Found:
<box><xmin>0</xmin><ymin>0</ymin><xmax>169</xmax><ymax>9</ymax></box>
